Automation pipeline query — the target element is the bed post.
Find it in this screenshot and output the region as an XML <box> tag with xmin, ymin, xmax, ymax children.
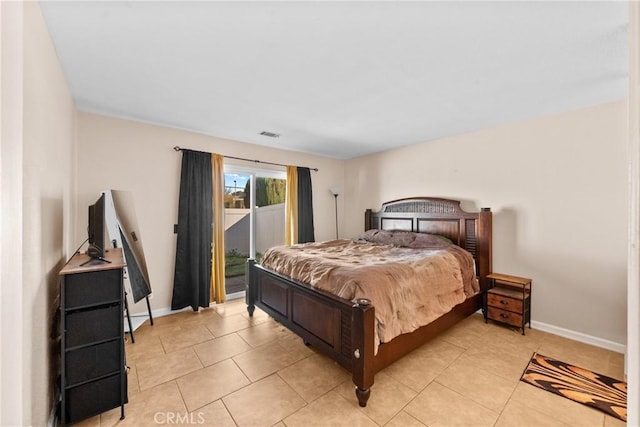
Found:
<box><xmin>364</xmin><ymin>209</ymin><xmax>373</xmax><ymax>231</ymax></box>
<box><xmin>477</xmin><ymin>208</ymin><xmax>493</xmax><ymax>291</ymax></box>
<box><xmin>351</xmin><ymin>298</ymin><xmax>375</xmax><ymax>407</ymax></box>
<box><xmin>246</xmin><ymin>258</ymin><xmax>256</xmax><ymax>316</ymax></box>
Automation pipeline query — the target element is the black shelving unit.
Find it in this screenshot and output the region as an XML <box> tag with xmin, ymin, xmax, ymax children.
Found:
<box><xmin>59</xmin><ymin>248</ymin><xmax>127</xmax><ymax>425</ymax></box>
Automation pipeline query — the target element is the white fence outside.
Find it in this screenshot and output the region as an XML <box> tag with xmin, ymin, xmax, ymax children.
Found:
<box><xmin>224</xmin><ymin>203</ymin><xmax>285</xmax><ymax>256</ymax></box>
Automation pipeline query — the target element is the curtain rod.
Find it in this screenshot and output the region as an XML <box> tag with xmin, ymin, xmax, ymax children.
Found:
<box><xmin>173</xmin><ymin>146</ymin><xmax>319</xmax><ymax>172</ymax></box>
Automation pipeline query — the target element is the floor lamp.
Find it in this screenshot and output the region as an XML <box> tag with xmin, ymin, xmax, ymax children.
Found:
<box><xmin>330</xmin><ymin>187</ymin><xmax>340</xmax><ymax>239</ymax></box>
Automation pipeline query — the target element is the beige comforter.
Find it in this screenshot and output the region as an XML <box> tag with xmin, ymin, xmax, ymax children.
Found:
<box><xmin>260</xmin><ymin>232</ymin><xmax>478</xmax><ymax>350</ymax></box>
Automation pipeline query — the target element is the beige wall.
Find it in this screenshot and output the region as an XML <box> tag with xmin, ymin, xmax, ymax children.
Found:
<box><xmin>77</xmin><ymin>102</ymin><xmax>628</xmax><ymax>348</ymax></box>
<box><xmin>0</xmin><ymin>2</ymin><xmax>25</xmax><ymax>423</ymax></box>
<box><xmin>1</xmin><ymin>2</ymin><xmax>77</xmax><ymax>425</ymax></box>
<box><xmin>344</xmin><ymin>101</ymin><xmax>628</xmax><ymax>347</ymax></box>
<box><xmin>75</xmin><ymin>112</ymin><xmax>345</xmax><ymax>315</ymax></box>
<box><xmin>627</xmin><ymin>1</ymin><xmax>639</xmax><ymax>423</ymax></box>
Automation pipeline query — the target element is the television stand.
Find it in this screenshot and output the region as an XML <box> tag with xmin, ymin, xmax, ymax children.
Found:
<box><xmin>58</xmin><ymin>248</ymin><xmax>127</xmax><ymax>425</ymax></box>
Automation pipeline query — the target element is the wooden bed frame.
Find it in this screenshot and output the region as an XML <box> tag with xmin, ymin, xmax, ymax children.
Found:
<box><xmin>246</xmin><ymin>197</ymin><xmax>492</xmax><ymax>407</ymax></box>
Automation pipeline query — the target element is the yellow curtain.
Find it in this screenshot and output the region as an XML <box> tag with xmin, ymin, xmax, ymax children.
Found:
<box><xmin>211</xmin><ymin>153</ymin><xmax>226</xmax><ymax>303</ymax></box>
<box><xmin>285</xmin><ymin>166</ymin><xmax>298</xmax><ymax>245</ymax></box>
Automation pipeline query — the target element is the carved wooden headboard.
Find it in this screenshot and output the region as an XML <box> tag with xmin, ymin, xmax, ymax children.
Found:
<box><xmin>364</xmin><ymin>197</ymin><xmax>493</xmax><ymax>290</ymax></box>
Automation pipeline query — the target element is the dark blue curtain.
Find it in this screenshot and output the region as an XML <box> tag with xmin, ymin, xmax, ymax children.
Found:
<box><xmin>172</xmin><ymin>150</ymin><xmax>212</xmax><ymax>311</ymax></box>
<box><xmin>297</xmin><ymin>167</ymin><xmax>315</xmax><ymax>243</ymax></box>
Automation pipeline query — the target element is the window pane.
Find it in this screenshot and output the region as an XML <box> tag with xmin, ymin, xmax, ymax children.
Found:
<box><xmin>224</xmin><ymin>173</ymin><xmax>251</xmax><ymax>295</ymax></box>
<box><xmin>254</xmin><ymin>177</ymin><xmax>286</xmax><ymax>208</ymax></box>
<box><xmin>224</xmin><ymin>173</ymin><xmax>249</xmax><ymax>208</ymax></box>
<box><xmin>223</xmin><ymin>168</ymin><xmax>286</xmax><ymax>297</ymax></box>
<box><xmin>254</xmin><ymin>176</ymin><xmax>285</xmax><ymax>256</ymax></box>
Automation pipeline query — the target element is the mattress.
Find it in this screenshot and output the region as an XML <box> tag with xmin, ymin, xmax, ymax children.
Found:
<box><xmin>260</xmin><ymin>231</ymin><xmax>478</xmax><ymax>350</ymax></box>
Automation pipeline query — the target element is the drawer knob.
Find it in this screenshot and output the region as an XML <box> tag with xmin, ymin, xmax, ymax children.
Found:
<box><xmin>500</xmin><ymin>300</ymin><xmax>508</xmax><ymax>305</ymax></box>
<box><xmin>500</xmin><ymin>313</ymin><xmax>509</xmax><ymax>319</ymax></box>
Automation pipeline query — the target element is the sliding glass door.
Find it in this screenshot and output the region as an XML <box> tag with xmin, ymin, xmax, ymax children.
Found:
<box><xmin>223</xmin><ymin>166</ymin><xmax>286</xmax><ymax>296</ymax></box>
<box><xmin>223</xmin><ymin>171</ymin><xmax>252</xmax><ymax>295</ymax></box>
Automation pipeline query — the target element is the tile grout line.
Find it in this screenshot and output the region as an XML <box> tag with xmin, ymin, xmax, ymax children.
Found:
<box><xmin>124</xmin><ymin>306</ymin><xmax>619</xmax><ymax>426</ymax></box>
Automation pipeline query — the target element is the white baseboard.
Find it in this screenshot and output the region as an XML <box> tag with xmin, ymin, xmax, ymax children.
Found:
<box><xmin>226</xmin><ymin>291</ymin><xmax>245</xmax><ymax>301</ymax></box>
<box><xmin>128</xmin><ymin>291</ymin><xmax>247</xmax><ymax>324</ymax></box>
<box><xmin>531</xmin><ymin>320</ymin><xmax>626</xmax><ymax>354</ymax></box>
<box><xmin>125</xmin><ymin>306</ymin><xmax>190</xmax><ymax>333</ymax></box>
<box><xmin>474</xmin><ymin>309</ymin><xmax>625</xmax><ymax>354</ymax></box>
<box><xmin>126</xmin><ymin>295</ymin><xmax>246</xmax><ymax>332</ymax></box>
<box><xmin>138</xmin><ymin>306</ymin><xmax>627</xmax><ymax>354</ymax></box>
<box><xmin>124</xmin><ymin>315</ymin><xmax>150</xmax><ymax>333</ymax></box>
<box><xmin>129</xmin><ymin>306</ymin><xmax>188</xmax><ymax>319</ymax></box>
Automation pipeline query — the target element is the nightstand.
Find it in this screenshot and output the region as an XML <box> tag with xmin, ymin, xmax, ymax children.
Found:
<box><xmin>484</xmin><ymin>273</ymin><xmax>531</xmax><ymax>335</ymax></box>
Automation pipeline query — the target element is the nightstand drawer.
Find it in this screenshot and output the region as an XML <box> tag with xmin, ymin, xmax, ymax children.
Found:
<box><xmin>487</xmin><ymin>293</ymin><xmax>523</xmax><ymax>313</ymax></box>
<box><xmin>487</xmin><ymin>307</ymin><xmax>522</xmax><ymax>328</ymax></box>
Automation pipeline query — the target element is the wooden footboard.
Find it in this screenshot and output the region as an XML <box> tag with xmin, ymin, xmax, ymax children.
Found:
<box><xmin>246</xmin><ymin>259</ymin><xmax>376</xmax><ymax>405</ymax></box>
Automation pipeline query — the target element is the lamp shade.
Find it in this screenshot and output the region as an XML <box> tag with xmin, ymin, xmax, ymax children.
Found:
<box><xmin>329</xmin><ymin>186</ymin><xmax>341</xmax><ymax>196</ymax></box>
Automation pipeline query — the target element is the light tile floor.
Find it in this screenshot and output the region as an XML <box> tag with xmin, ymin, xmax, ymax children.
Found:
<box><xmin>77</xmin><ymin>298</ymin><xmax>627</xmax><ymax>426</ymax></box>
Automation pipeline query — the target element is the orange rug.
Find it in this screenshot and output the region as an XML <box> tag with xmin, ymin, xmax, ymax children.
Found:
<box><xmin>520</xmin><ymin>353</ymin><xmax>626</xmax><ymax>422</ymax></box>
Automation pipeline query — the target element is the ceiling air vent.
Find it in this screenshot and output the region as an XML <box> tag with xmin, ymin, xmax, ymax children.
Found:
<box><xmin>259</xmin><ymin>131</ymin><xmax>280</xmax><ymax>138</ymax></box>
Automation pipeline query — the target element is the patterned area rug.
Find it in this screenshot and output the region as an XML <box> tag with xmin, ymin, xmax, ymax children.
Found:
<box><xmin>520</xmin><ymin>353</ymin><xmax>627</xmax><ymax>422</ymax></box>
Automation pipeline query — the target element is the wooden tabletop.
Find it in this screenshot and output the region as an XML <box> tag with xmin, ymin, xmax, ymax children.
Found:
<box><xmin>486</xmin><ymin>272</ymin><xmax>531</xmax><ymax>286</ymax></box>
<box><xmin>59</xmin><ymin>247</ymin><xmax>126</xmax><ymax>276</ymax></box>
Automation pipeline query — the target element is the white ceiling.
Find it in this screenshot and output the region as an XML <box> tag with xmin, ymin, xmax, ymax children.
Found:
<box><xmin>40</xmin><ymin>1</ymin><xmax>628</xmax><ymax>160</ymax></box>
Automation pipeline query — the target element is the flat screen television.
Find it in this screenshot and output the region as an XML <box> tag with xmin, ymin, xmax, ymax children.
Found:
<box><xmin>87</xmin><ymin>193</ymin><xmax>106</xmax><ymax>260</ymax></box>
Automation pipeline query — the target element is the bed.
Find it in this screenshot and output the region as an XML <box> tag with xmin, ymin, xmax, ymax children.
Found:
<box><xmin>246</xmin><ymin>197</ymin><xmax>492</xmax><ymax>407</ymax></box>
